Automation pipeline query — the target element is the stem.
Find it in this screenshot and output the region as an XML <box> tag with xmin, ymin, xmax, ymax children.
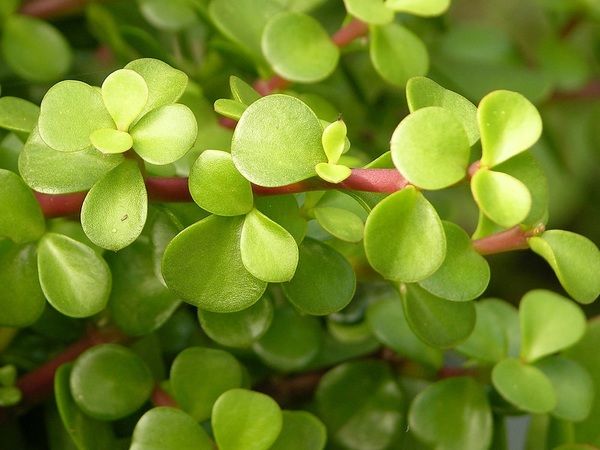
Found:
<box><xmin>19</xmin><ymin>0</ymin><xmax>90</xmax><ymax>18</ymax></box>
<box><xmin>151</xmin><ymin>385</ymin><xmax>178</xmax><ymax>408</ymax></box>
<box><xmin>472</xmin><ymin>225</ymin><xmax>545</xmax><ymax>255</ymax></box>
<box><xmin>550</xmin><ymin>80</ymin><xmax>600</xmax><ymax>102</ymax></box>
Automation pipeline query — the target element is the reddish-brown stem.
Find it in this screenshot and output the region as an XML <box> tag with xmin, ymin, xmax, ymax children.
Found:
<box><xmin>151</xmin><ymin>385</ymin><xmax>178</xmax><ymax>408</ymax></box>
<box><xmin>550</xmin><ymin>80</ymin><xmax>600</xmax><ymax>102</ymax></box>
<box><xmin>19</xmin><ymin>0</ymin><xmax>89</xmax><ymax>18</ymax></box>
<box><xmin>437</xmin><ymin>366</ymin><xmax>478</xmax><ymax>379</ymax></box>
<box><xmin>472</xmin><ymin>225</ymin><xmax>545</xmax><ymax>255</ymax></box>
<box><xmin>35</xmin><ymin>192</ymin><xmax>87</xmax><ymax>218</ymax></box>
<box><xmin>254</xmin><ymin>75</ymin><xmax>291</xmax><ymax>97</ymax></box>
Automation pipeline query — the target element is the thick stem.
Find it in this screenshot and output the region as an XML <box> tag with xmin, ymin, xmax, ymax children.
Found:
<box><xmin>151</xmin><ymin>385</ymin><xmax>178</xmax><ymax>408</ymax></box>
<box><xmin>472</xmin><ymin>225</ymin><xmax>544</xmax><ymax>255</ymax></box>
<box><xmin>19</xmin><ymin>0</ymin><xmax>89</xmax><ymax>18</ymax></box>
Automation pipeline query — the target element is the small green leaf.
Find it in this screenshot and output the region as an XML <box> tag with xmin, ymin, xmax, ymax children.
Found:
<box><xmin>212</xmin><ymin>389</ymin><xmax>283</xmax><ymax>450</ymax></box>
<box><xmin>315</xmin><ymin>162</ymin><xmax>351</xmax><ymax>183</ymax></box>
<box><xmin>402</xmin><ymin>284</ymin><xmax>476</xmax><ymax>348</ymax></box>
<box><xmin>232</xmin><ymin>95</ymin><xmax>325</xmax><ymax>186</ymax></box>
<box><xmin>314</xmin><ymin>207</ymin><xmax>364</xmax><ymax>243</ymax></box>
<box><xmin>492</xmin><ymin>358</ymin><xmax>556</xmax><ymax>413</ymax></box>
<box><xmin>37</xmin><ymin>233</ymin><xmax>111</xmax><ymax>318</ymax></box>
<box><xmin>138</xmin><ymin>0</ymin><xmax>198</xmax><ymax>31</ymax></box>
<box><xmin>101</xmin><ymin>69</ymin><xmax>148</xmax><ymax>131</ymax></box>
<box><xmin>131</xmin><ymin>407</ymin><xmax>213</xmax><ymax>450</ymax></box>
<box><xmin>322</xmin><ymin>120</ymin><xmax>347</xmax><ymax>164</ymax></box>
<box><xmin>171</xmin><ymin>347</ymin><xmax>243</xmax><ymax>422</ymax></box>
<box><xmin>0</xmin><ymin>386</ymin><xmax>21</xmax><ymax>407</ymax></box>
<box><xmin>343</xmin><ymin>0</ymin><xmax>394</xmax><ymax>24</ymax></box>
<box><xmin>0</xmin><ymin>169</ymin><xmax>45</xmax><ymax>243</ymax></box>
<box><xmin>419</xmin><ymin>222</ymin><xmax>490</xmax><ymax>302</ymax></box>
<box><xmin>271</xmin><ymin>411</ymin><xmax>327</xmax><ymax>450</ymax></box>
<box><xmin>471</xmin><ymin>169</ymin><xmax>532</xmax><ymax>228</ymax></box>
<box><xmin>90</xmin><ymin>128</ymin><xmax>133</xmax><ymax>154</ymax></box>
<box><xmin>162</xmin><ymin>215</ymin><xmax>267</xmax><ymax>312</ymax></box>
<box><xmin>283</xmin><ymin>238</ymin><xmax>355</xmax><ymax>315</ymax></box>
<box><xmin>406</xmin><ymin>77</ymin><xmax>479</xmax><ymax>145</ymax></box>
<box><xmin>230</xmin><ymin>76</ymin><xmax>261</xmax><ymax>106</ymax></box>
<box><xmin>81</xmin><ymin>160</ymin><xmax>147</xmax><ymax>251</ymax></box>
<box><xmin>39</xmin><ymin>80</ymin><xmax>114</xmax><ymax>153</ymax></box>
<box><xmin>364</xmin><ymin>187</ymin><xmax>446</xmax><ymax>282</ymax></box>
<box><xmin>370</xmin><ymin>23</ymin><xmax>428</xmax><ymax>87</ymax></box>
<box><xmin>130</xmin><ymin>104</ymin><xmax>197</xmax><ymax>165</ymax></box>
<box><xmin>519</xmin><ymin>290</ymin><xmax>586</xmax><ymax>363</ymax></box>
<box><xmin>391</xmin><ymin>106</ymin><xmax>470</xmax><ymax>189</ymax></box>
<box><xmin>0</xmin><ymin>97</ymin><xmax>39</xmax><ymax>133</ymax></box>
<box><xmin>241</xmin><ymin>209</ymin><xmax>299</xmax><ymax>282</ymax></box>
<box><xmin>214</xmin><ymin>98</ymin><xmax>247</xmax><ymax>120</ymax></box>
<box><xmin>409</xmin><ymin>377</ymin><xmax>492</xmax><ymax>450</ymax></box>
<box><xmin>189</xmin><ymin>150</ymin><xmax>253</xmax><ymax>216</ymax></box>
<box><xmin>385</xmin><ymin>0</ymin><xmax>450</xmax><ymax>16</ymax></box>
<box><xmin>255</xmin><ymin>195</ymin><xmax>307</xmax><ymax>244</ymax></box>
<box><xmin>528</xmin><ymin>231</ymin><xmax>600</xmax><ymax>304</ymax></box>
<box><xmin>0</xmin><ymin>365</ymin><xmax>17</xmax><ymax>387</ymax></box>
<box><xmin>478</xmin><ymin>90</ymin><xmax>542</xmax><ymax>167</ymax></box>
<box><xmin>70</xmin><ymin>344</ymin><xmax>154</xmax><ymax>420</ymax></box>
<box><xmin>262</xmin><ymin>12</ymin><xmax>339</xmax><ymax>83</ymax></box>
<box><xmin>198</xmin><ymin>295</ymin><xmax>273</xmax><ymax>348</ymax></box>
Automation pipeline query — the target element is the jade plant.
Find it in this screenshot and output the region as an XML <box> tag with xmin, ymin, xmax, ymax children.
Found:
<box><xmin>1</xmin><ymin>0</ymin><xmax>600</xmax><ymax>449</ymax></box>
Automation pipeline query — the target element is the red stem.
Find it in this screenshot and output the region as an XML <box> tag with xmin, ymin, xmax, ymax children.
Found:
<box><xmin>19</xmin><ymin>0</ymin><xmax>88</xmax><ymax>18</ymax></box>
<box><xmin>151</xmin><ymin>385</ymin><xmax>178</xmax><ymax>408</ymax></box>
<box><xmin>472</xmin><ymin>225</ymin><xmax>544</xmax><ymax>255</ymax></box>
<box><xmin>550</xmin><ymin>80</ymin><xmax>600</xmax><ymax>102</ymax></box>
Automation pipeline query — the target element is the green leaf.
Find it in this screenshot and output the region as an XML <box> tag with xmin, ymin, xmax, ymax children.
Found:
<box><xmin>385</xmin><ymin>0</ymin><xmax>450</xmax><ymax>16</ymax></box>
<box><xmin>0</xmin><ymin>169</ymin><xmax>45</xmax><ymax>243</ymax></box>
<box><xmin>471</xmin><ymin>169</ymin><xmax>532</xmax><ymax>228</ymax></box>
<box><xmin>419</xmin><ymin>222</ymin><xmax>490</xmax><ymax>302</ymax></box>
<box><xmin>230</xmin><ymin>76</ymin><xmax>261</xmax><ymax>106</ymax></box>
<box><xmin>343</xmin><ymin>0</ymin><xmax>393</xmax><ymax>24</ymax></box>
<box><xmin>283</xmin><ymin>238</ymin><xmax>355</xmax><ymax>315</ymax></box>
<box><xmin>402</xmin><ymin>284</ymin><xmax>476</xmax><ymax>348</ymax></box>
<box><xmin>0</xmin><ymin>0</ymin><xmax>18</xmax><ymax>21</ymax></box>
<box><xmin>189</xmin><ymin>150</ymin><xmax>253</xmax><ymax>216</ymax></box>
<box><xmin>367</xmin><ymin>297</ymin><xmax>443</xmax><ymax>369</ymax></box>
<box><xmin>478</xmin><ymin>90</ymin><xmax>542</xmax><ymax>167</ymax></box>
<box><xmin>391</xmin><ymin>106</ymin><xmax>470</xmax><ymax>189</ymax></box>
<box><xmin>241</xmin><ymin>208</ymin><xmax>299</xmax><ymax>282</ymax></box>
<box><xmin>130</xmin><ymin>104</ymin><xmax>197</xmax><ymax>165</ymax></box>
<box><xmin>38</xmin><ymin>81</ymin><xmax>114</xmax><ymax>153</ymax></box>
<box><xmin>2</xmin><ymin>15</ymin><xmax>71</xmax><ymax>82</ymax></box>
<box><xmin>81</xmin><ymin>160</ymin><xmax>147</xmax><ymax>251</ymax></box>
<box><xmin>262</xmin><ymin>12</ymin><xmax>339</xmax><ymax>83</ymax></box>
<box><xmin>409</xmin><ymin>377</ymin><xmax>492</xmax><ymax>450</ymax></box>
<box><xmin>125</xmin><ymin>58</ymin><xmax>188</xmax><ymax>116</ymax></box>
<box><xmin>198</xmin><ymin>295</ymin><xmax>273</xmax><ymax>348</ymax></box>
<box><xmin>406</xmin><ymin>77</ymin><xmax>479</xmax><ymax>145</ymax></box>
<box><xmin>314</xmin><ymin>207</ymin><xmax>364</xmax><ymax>243</ymax></box>
<box><xmin>253</xmin><ymin>307</ymin><xmax>321</xmax><ymax>371</ymax></box>
<box><xmin>232</xmin><ymin>94</ymin><xmax>326</xmax><ymax>187</ymax></box>
<box><xmin>322</xmin><ymin>120</ymin><xmax>347</xmax><ymax>164</ymax></box>
<box><xmin>171</xmin><ymin>347</ymin><xmax>243</xmax><ymax>422</ymax></box>
<box><xmin>0</xmin><ymin>243</ymin><xmax>45</xmax><ymax>327</ymax></box>
<box><xmin>89</xmin><ymin>128</ymin><xmax>133</xmax><ymax>154</ymax></box>
<box><xmin>535</xmin><ymin>356</ymin><xmax>594</xmax><ymax>422</ymax></box>
<box><xmin>138</xmin><ymin>0</ymin><xmax>198</xmax><ymax>31</ymax></box>
<box><xmin>519</xmin><ymin>289</ymin><xmax>586</xmax><ymax>363</ymax></box>
<box><xmin>162</xmin><ymin>215</ymin><xmax>267</xmax><ymax>312</ymax></box>
<box><xmin>255</xmin><ymin>195</ymin><xmax>307</xmax><ymax>245</ymax></box>
<box><xmin>101</xmin><ymin>69</ymin><xmax>148</xmax><ymax>131</ymax></box>
<box><xmin>212</xmin><ymin>389</ymin><xmax>283</xmax><ymax>450</ymax></box>
<box><xmin>364</xmin><ymin>187</ymin><xmax>446</xmax><ymax>282</ymax></box>
<box><xmin>369</xmin><ymin>23</ymin><xmax>428</xmax><ymax>87</ymax></box>
<box><xmin>214</xmin><ymin>99</ymin><xmax>247</xmax><ymax>120</ymax></box>
<box><xmin>131</xmin><ymin>407</ymin><xmax>213</xmax><ymax>450</ymax></box>
<box><xmin>0</xmin><ymin>96</ymin><xmax>39</xmax><ymax>133</ymax></box>
<box><xmin>491</xmin><ymin>358</ymin><xmax>556</xmax><ymax>413</ymax></box>
<box><xmin>37</xmin><ymin>233</ymin><xmax>110</xmax><ymax>318</ymax></box>
<box><xmin>316</xmin><ymin>360</ymin><xmax>404</xmax><ymax>450</ymax></box>
<box><xmin>529</xmin><ymin>231</ymin><xmax>600</xmax><ymax>304</ymax></box>
<box><xmin>315</xmin><ymin>162</ymin><xmax>351</xmax><ymax>183</ymax></box>
<box><xmin>70</xmin><ymin>344</ymin><xmax>154</xmax><ymax>420</ymax></box>
<box><xmin>270</xmin><ymin>410</ymin><xmax>327</xmax><ymax>450</ymax></box>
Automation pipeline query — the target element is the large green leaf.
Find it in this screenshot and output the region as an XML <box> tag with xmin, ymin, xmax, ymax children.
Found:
<box><xmin>364</xmin><ymin>187</ymin><xmax>446</xmax><ymax>282</ymax></box>
<box><xmin>81</xmin><ymin>160</ymin><xmax>147</xmax><ymax>251</ymax></box>
<box><xmin>385</xmin><ymin>0</ymin><xmax>450</xmax><ymax>16</ymax></box>
<box><xmin>37</xmin><ymin>233</ymin><xmax>111</xmax><ymax>318</ymax></box>
<box><xmin>343</xmin><ymin>0</ymin><xmax>393</xmax><ymax>24</ymax></box>
<box><xmin>232</xmin><ymin>95</ymin><xmax>326</xmax><ymax>187</ymax></box>
<box><xmin>162</xmin><ymin>215</ymin><xmax>267</xmax><ymax>312</ymax></box>
<box><xmin>0</xmin><ymin>97</ymin><xmax>39</xmax><ymax>133</ymax></box>
<box><xmin>270</xmin><ymin>410</ymin><xmax>327</xmax><ymax>450</ymax></box>
<box><xmin>101</xmin><ymin>69</ymin><xmax>148</xmax><ymax>132</ymax></box>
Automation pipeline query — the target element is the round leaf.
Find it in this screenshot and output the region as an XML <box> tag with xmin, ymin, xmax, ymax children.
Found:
<box><xmin>232</xmin><ymin>95</ymin><xmax>326</xmax><ymax>187</ymax></box>
<box><xmin>255</xmin><ymin>195</ymin><xmax>307</xmax><ymax>244</ymax></box>
<box><xmin>212</xmin><ymin>389</ymin><xmax>283</xmax><ymax>450</ymax></box>
<box><xmin>270</xmin><ymin>411</ymin><xmax>327</xmax><ymax>450</ymax></box>
<box><xmin>314</xmin><ymin>207</ymin><xmax>364</xmax><ymax>243</ymax></box>
<box><xmin>478</xmin><ymin>90</ymin><xmax>542</xmax><ymax>167</ymax></box>
<box><xmin>364</xmin><ymin>187</ymin><xmax>446</xmax><ymax>282</ymax></box>
<box><xmin>90</xmin><ymin>128</ymin><xmax>133</xmax><ymax>154</ymax></box>
<box><xmin>343</xmin><ymin>0</ymin><xmax>394</xmax><ymax>24</ymax></box>
<box><xmin>138</xmin><ymin>0</ymin><xmax>198</xmax><ymax>31</ymax></box>
<box><xmin>282</xmin><ymin>238</ymin><xmax>355</xmax><ymax>315</ymax></box>
<box><xmin>37</xmin><ymin>233</ymin><xmax>111</xmax><ymax>318</ymax></box>
<box><xmin>391</xmin><ymin>106</ymin><xmax>470</xmax><ymax>189</ymax></box>
<box><xmin>189</xmin><ymin>150</ymin><xmax>253</xmax><ymax>216</ymax></box>
<box><xmin>0</xmin><ymin>97</ymin><xmax>39</xmax><ymax>133</ymax></box>
<box><xmin>70</xmin><ymin>344</ymin><xmax>154</xmax><ymax>420</ymax></box>
<box><xmin>101</xmin><ymin>69</ymin><xmax>148</xmax><ymax>131</ymax></box>
<box><xmin>385</xmin><ymin>0</ymin><xmax>450</xmax><ymax>16</ymax></box>
<box><xmin>315</xmin><ymin>163</ymin><xmax>351</xmax><ymax>184</ymax></box>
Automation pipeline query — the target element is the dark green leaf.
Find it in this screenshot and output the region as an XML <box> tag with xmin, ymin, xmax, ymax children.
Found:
<box><xmin>270</xmin><ymin>410</ymin><xmax>327</xmax><ymax>450</ymax></box>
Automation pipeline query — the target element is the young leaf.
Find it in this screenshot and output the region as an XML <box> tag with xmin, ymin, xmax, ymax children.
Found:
<box><xmin>37</xmin><ymin>233</ymin><xmax>111</xmax><ymax>318</ymax></box>
<box><xmin>342</xmin><ymin>0</ymin><xmax>394</xmax><ymax>24</ymax></box>
<box><xmin>364</xmin><ymin>187</ymin><xmax>446</xmax><ymax>282</ymax></box>
<box><xmin>478</xmin><ymin>90</ymin><xmax>542</xmax><ymax>167</ymax></box>
<box><xmin>262</xmin><ymin>12</ymin><xmax>339</xmax><ymax>83</ymax></box>
<box><xmin>519</xmin><ymin>290</ymin><xmax>586</xmax><ymax>363</ymax></box>
<box><xmin>391</xmin><ymin>106</ymin><xmax>470</xmax><ymax>189</ymax></box>
<box><xmin>230</xmin><ymin>76</ymin><xmax>261</xmax><ymax>106</ymax></box>
<box><xmin>212</xmin><ymin>389</ymin><xmax>283</xmax><ymax>450</ymax></box>
<box><xmin>0</xmin><ymin>97</ymin><xmax>39</xmax><ymax>133</ymax></box>
<box><xmin>385</xmin><ymin>0</ymin><xmax>450</xmax><ymax>16</ymax></box>
<box><xmin>162</xmin><ymin>215</ymin><xmax>267</xmax><ymax>312</ymax></box>
<box><xmin>315</xmin><ymin>162</ymin><xmax>351</xmax><ymax>184</ymax></box>
<box><xmin>528</xmin><ymin>230</ymin><xmax>600</xmax><ymax>304</ymax></box>
<box><xmin>214</xmin><ymin>99</ymin><xmax>247</xmax><ymax>120</ymax></box>
<box><xmin>232</xmin><ymin>94</ymin><xmax>326</xmax><ymax>187</ymax></box>
<box><xmin>81</xmin><ymin>160</ymin><xmax>147</xmax><ymax>251</ymax></box>
<box><xmin>240</xmin><ymin>209</ymin><xmax>299</xmax><ymax>282</ymax></box>
<box><xmin>270</xmin><ymin>411</ymin><xmax>327</xmax><ymax>450</ymax></box>
<box><xmin>101</xmin><ymin>69</ymin><xmax>148</xmax><ymax>131</ymax></box>
<box><xmin>89</xmin><ymin>128</ymin><xmax>133</xmax><ymax>154</ymax></box>
<box><xmin>282</xmin><ymin>238</ymin><xmax>355</xmax><ymax>315</ymax></box>
<box><xmin>322</xmin><ymin>120</ymin><xmax>347</xmax><ymax>164</ymax></box>
<box><xmin>189</xmin><ymin>150</ymin><xmax>253</xmax><ymax>216</ymax></box>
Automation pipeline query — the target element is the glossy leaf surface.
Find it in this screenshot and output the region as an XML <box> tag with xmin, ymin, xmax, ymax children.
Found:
<box><xmin>101</xmin><ymin>69</ymin><xmax>148</xmax><ymax>131</ymax></box>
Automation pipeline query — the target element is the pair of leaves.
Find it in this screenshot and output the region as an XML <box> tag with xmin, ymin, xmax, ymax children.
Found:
<box><xmin>315</xmin><ymin>120</ymin><xmax>351</xmax><ymax>184</ymax></box>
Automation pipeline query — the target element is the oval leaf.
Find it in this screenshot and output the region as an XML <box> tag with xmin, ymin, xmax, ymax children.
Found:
<box><xmin>90</xmin><ymin>128</ymin><xmax>133</xmax><ymax>154</ymax></box>
<box><xmin>102</xmin><ymin>69</ymin><xmax>148</xmax><ymax>131</ymax></box>
<box><xmin>343</xmin><ymin>0</ymin><xmax>394</xmax><ymax>24</ymax></box>
<box><xmin>385</xmin><ymin>0</ymin><xmax>449</xmax><ymax>16</ymax></box>
<box><xmin>270</xmin><ymin>410</ymin><xmax>327</xmax><ymax>450</ymax></box>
